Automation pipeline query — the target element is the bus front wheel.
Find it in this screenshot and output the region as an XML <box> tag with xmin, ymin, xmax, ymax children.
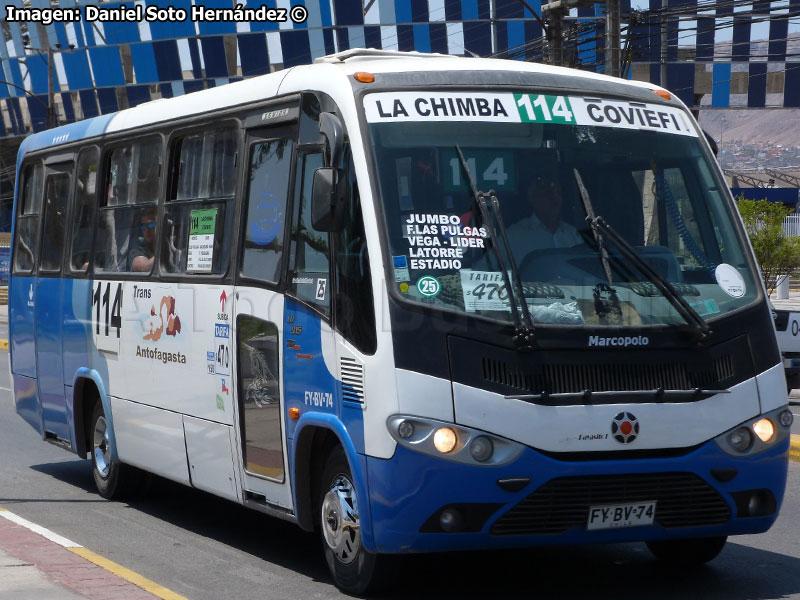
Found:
<box><xmin>91</xmin><ymin>402</ymin><xmax>134</xmax><ymax>499</ymax></box>
<box><xmin>646</xmin><ymin>536</ymin><xmax>727</xmax><ymax>565</ymax></box>
<box><xmin>318</xmin><ymin>446</ymin><xmax>386</xmax><ymax>595</ymax></box>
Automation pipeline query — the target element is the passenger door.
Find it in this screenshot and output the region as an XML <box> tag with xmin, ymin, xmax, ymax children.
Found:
<box><xmin>35</xmin><ymin>159</ymin><xmax>73</xmax><ymax>443</ymax></box>
<box><xmin>233</xmin><ymin>115</ymin><xmax>297</xmax><ymax>509</ymax></box>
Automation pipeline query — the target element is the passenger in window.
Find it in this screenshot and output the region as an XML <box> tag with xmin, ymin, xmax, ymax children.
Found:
<box><xmin>130</xmin><ymin>208</ymin><xmax>157</xmax><ymax>272</ymax></box>
<box><xmin>506</xmin><ymin>177</ymin><xmax>582</xmax><ymax>263</ymax></box>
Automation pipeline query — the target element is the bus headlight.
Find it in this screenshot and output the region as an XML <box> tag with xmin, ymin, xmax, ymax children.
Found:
<box><xmin>469</xmin><ymin>436</ymin><xmax>494</xmax><ymax>462</ymax></box>
<box><xmin>386</xmin><ymin>415</ymin><xmax>523</xmax><ymax>466</ymax></box>
<box><xmin>433</xmin><ymin>427</ymin><xmax>457</xmax><ymax>454</ymax></box>
<box><xmin>397</xmin><ymin>420</ymin><xmax>415</xmax><ymax>439</ymax></box>
<box><xmin>715</xmin><ymin>406</ymin><xmax>791</xmax><ymax>456</ymax></box>
<box><xmin>753</xmin><ymin>418</ymin><xmax>776</xmax><ymax>443</ymax></box>
<box><xmin>728</xmin><ymin>427</ymin><xmax>753</xmax><ymax>452</ymax></box>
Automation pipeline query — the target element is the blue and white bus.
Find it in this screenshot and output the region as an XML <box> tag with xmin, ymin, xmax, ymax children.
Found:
<box><xmin>10</xmin><ymin>49</ymin><xmax>792</xmax><ymax>594</ymax></box>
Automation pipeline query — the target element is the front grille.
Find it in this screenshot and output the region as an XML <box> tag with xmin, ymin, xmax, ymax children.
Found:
<box><xmin>491</xmin><ymin>472</ymin><xmax>730</xmax><ymax>536</ymax></box>
<box><xmin>482</xmin><ymin>355</ymin><xmax>734</xmax><ymax>394</ymax></box>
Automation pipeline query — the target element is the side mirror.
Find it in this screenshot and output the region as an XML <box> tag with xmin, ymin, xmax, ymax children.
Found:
<box><xmin>319</xmin><ymin>112</ymin><xmax>344</xmax><ymax>167</ymax></box>
<box><xmin>311</xmin><ymin>167</ymin><xmax>348</xmax><ymax>232</ymax></box>
<box><xmin>703</xmin><ymin>130</ymin><xmax>719</xmax><ymax>157</ymax></box>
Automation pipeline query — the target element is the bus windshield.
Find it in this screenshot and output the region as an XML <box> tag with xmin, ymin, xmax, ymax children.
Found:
<box><xmin>366</xmin><ymin>91</ymin><xmax>759</xmax><ymax>328</ymax></box>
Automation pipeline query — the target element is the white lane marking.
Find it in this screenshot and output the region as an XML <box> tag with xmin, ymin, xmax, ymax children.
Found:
<box><xmin>0</xmin><ymin>509</ymin><xmax>83</xmax><ymax>548</ymax></box>
<box><xmin>0</xmin><ymin>386</ymin><xmax>12</xmax><ymax>392</ymax></box>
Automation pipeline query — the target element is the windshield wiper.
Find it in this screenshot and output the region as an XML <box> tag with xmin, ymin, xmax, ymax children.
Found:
<box><xmin>455</xmin><ymin>145</ymin><xmax>534</xmax><ymax>349</ymax></box>
<box><xmin>573</xmin><ymin>169</ymin><xmax>711</xmax><ymax>342</ymax></box>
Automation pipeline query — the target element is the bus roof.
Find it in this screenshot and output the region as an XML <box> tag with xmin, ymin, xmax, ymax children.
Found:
<box><xmin>18</xmin><ymin>49</ymin><xmax>667</xmax><ymax>160</ymax></box>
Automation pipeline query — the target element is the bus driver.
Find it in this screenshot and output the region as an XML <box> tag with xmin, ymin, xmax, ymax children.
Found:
<box><xmin>505</xmin><ymin>176</ymin><xmax>582</xmax><ymax>264</ymax></box>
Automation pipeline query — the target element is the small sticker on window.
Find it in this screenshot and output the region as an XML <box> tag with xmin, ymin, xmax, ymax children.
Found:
<box><xmin>416</xmin><ymin>276</ymin><xmax>441</xmax><ymax>298</ymax></box>
<box><xmin>714</xmin><ymin>264</ymin><xmax>745</xmax><ymax>298</ymax></box>
<box><xmin>393</xmin><ymin>255</ymin><xmax>410</xmax><ymax>282</ymax></box>
<box><xmin>315</xmin><ymin>278</ymin><xmax>327</xmax><ymax>301</ymax></box>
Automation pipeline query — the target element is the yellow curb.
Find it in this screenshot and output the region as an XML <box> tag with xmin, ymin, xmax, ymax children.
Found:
<box><xmin>791</xmin><ymin>434</ymin><xmax>800</xmax><ymax>463</ymax></box>
<box><xmin>0</xmin><ymin>339</ymin><xmax>7</xmax><ymax>350</ymax></box>
<box><xmin>69</xmin><ymin>548</ymin><xmax>190</xmax><ymax>600</ymax></box>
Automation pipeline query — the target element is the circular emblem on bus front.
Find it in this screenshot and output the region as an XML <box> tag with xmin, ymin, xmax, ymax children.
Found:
<box><xmin>611</xmin><ymin>412</ymin><xmax>639</xmax><ymax>444</ymax></box>
<box><xmin>416</xmin><ymin>276</ymin><xmax>441</xmax><ymax>298</ymax></box>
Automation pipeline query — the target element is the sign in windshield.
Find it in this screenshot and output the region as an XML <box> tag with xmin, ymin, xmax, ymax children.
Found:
<box><xmin>364</xmin><ymin>92</ymin><xmax>696</xmax><ymax>137</ymax></box>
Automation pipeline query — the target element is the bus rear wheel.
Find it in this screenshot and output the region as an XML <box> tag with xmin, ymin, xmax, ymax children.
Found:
<box><xmin>646</xmin><ymin>536</ymin><xmax>727</xmax><ymax>565</ymax></box>
<box><xmin>91</xmin><ymin>402</ymin><xmax>136</xmax><ymax>499</ymax></box>
<box><xmin>318</xmin><ymin>447</ymin><xmax>386</xmax><ymax>595</ymax></box>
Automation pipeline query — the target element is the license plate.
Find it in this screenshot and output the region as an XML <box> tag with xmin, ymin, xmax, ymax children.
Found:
<box><xmin>587</xmin><ymin>501</ymin><xmax>656</xmax><ymax>531</ymax></box>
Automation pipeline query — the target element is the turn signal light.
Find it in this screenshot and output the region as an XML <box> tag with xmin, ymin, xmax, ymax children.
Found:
<box><xmin>289</xmin><ymin>407</ymin><xmax>300</xmax><ymax>420</ymax></box>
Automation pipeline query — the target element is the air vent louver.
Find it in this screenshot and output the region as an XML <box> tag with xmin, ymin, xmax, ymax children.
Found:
<box><xmin>340</xmin><ymin>357</ymin><xmax>365</xmax><ymax>404</ymax></box>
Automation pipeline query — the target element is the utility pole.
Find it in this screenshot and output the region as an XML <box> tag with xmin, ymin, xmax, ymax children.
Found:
<box><xmin>660</xmin><ymin>0</ymin><xmax>668</xmax><ymax>88</ymax></box>
<box><xmin>47</xmin><ymin>47</ymin><xmax>55</xmax><ymax>128</ymax></box>
<box><xmin>605</xmin><ymin>0</ymin><xmax>621</xmax><ymax>77</ymax></box>
<box><xmin>548</xmin><ymin>7</ymin><xmax>565</xmax><ymax>66</ymax></box>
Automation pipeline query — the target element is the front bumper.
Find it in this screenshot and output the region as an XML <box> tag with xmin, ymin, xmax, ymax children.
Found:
<box><xmin>366</xmin><ymin>437</ymin><xmax>789</xmax><ymax>553</ymax></box>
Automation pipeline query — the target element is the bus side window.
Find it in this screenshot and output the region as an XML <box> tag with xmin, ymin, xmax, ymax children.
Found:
<box><xmin>96</xmin><ymin>138</ymin><xmax>162</xmax><ymax>273</ymax></box>
<box><xmin>334</xmin><ymin>152</ymin><xmax>376</xmax><ymax>354</ymax></box>
<box><xmin>39</xmin><ymin>170</ymin><xmax>71</xmax><ymax>272</ymax></box>
<box><xmin>162</xmin><ymin>126</ymin><xmax>237</xmax><ymax>275</ymax></box>
<box><xmin>70</xmin><ymin>148</ymin><xmax>99</xmax><ymax>272</ymax></box>
<box><xmin>13</xmin><ymin>162</ymin><xmax>43</xmax><ymax>274</ymax></box>
<box><xmin>288</xmin><ymin>152</ymin><xmax>330</xmax><ymax>316</ymax></box>
<box><xmin>241</xmin><ymin>138</ymin><xmax>293</xmax><ymax>284</ymax></box>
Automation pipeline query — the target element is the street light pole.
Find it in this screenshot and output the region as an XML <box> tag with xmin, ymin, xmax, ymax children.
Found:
<box><xmin>47</xmin><ymin>47</ymin><xmax>55</xmax><ymax>128</ymax></box>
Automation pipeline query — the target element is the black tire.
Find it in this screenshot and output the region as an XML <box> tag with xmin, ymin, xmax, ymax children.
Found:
<box><xmin>646</xmin><ymin>536</ymin><xmax>727</xmax><ymax>565</ymax></box>
<box><xmin>318</xmin><ymin>446</ymin><xmax>387</xmax><ymax>596</ymax></box>
<box><xmin>90</xmin><ymin>402</ymin><xmax>139</xmax><ymax>499</ymax></box>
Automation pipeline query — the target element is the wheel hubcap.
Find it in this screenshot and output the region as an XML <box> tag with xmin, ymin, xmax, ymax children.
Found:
<box><xmin>93</xmin><ymin>415</ymin><xmax>111</xmax><ymax>479</ymax></box>
<box><xmin>321</xmin><ymin>474</ymin><xmax>360</xmax><ymax>564</ymax></box>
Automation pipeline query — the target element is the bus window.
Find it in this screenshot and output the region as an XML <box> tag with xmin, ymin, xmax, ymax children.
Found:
<box><xmin>334</xmin><ymin>151</ymin><xmax>376</xmax><ymax>354</ymax></box>
<box><xmin>241</xmin><ymin>138</ymin><xmax>293</xmax><ymax>284</ymax></box>
<box><xmin>70</xmin><ymin>148</ymin><xmax>99</xmax><ymax>272</ymax></box>
<box><xmin>172</xmin><ymin>127</ymin><xmax>237</xmax><ymax>200</ymax></box>
<box><xmin>13</xmin><ymin>162</ymin><xmax>43</xmax><ymax>273</ymax></box>
<box><xmin>237</xmin><ymin>315</ymin><xmax>283</xmax><ymax>480</ymax></box>
<box><xmin>288</xmin><ymin>152</ymin><xmax>329</xmax><ymax>315</ymax></box>
<box><xmin>162</xmin><ymin>127</ymin><xmax>237</xmax><ymax>274</ymax></box>
<box><xmin>39</xmin><ymin>171</ymin><xmax>71</xmax><ymax>272</ymax></box>
<box><xmin>96</xmin><ymin>138</ymin><xmax>162</xmax><ymax>273</ymax></box>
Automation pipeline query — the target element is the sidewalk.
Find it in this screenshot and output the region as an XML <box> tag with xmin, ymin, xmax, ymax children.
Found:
<box><xmin>769</xmin><ymin>288</ymin><xmax>800</xmax><ymax>311</ymax></box>
<box><xmin>0</xmin><ymin>509</ymin><xmax>184</xmax><ymax>600</ymax></box>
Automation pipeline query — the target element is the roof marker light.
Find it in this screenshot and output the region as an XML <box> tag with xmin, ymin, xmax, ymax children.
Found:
<box><xmin>353</xmin><ymin>72</ymin><xmax>375</xmax><ymax>83</ymax></box>
<box><xmin>653</xmin><ymin>90</ymin><xmax>671</xmax><ymax>100</ymax></box>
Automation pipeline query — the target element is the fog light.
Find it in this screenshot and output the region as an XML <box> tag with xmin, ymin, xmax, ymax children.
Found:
<box><xmin>440</xmin><ymin>508</ymin><xmax>464</xmax><ymax>532</ymax></box>
<box><xmin>728</xmin><ymin>427</ymin><xmax>753</xmax><ymax>452</ymax></box>
<box><xmin>397</xmin><ymin>420</ymin><xmax>414</xmax><ymax>439</ymax></box>
<box><xmin>433</xmin><ymin>427</ymin><xmax>457</xmax><ymax>454</ymax></box>
<box><xmin>748</xmin><ymin>493</ymin><xmax>763</xmax><ymax>516</ymax></box>
<box><xmin>779</xmin><ymin>410</ymin><xmax>794</xmax><ymax>427</ymax></box>
<box><xmin>753</xmin><ymin>418</ymin><xmax>776</xmax><ymax>443</ymax></box>
<box><xmin>469</xmin><ymin>436</ymin><xmax>494</xmax><ymax>462</ymax></box>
